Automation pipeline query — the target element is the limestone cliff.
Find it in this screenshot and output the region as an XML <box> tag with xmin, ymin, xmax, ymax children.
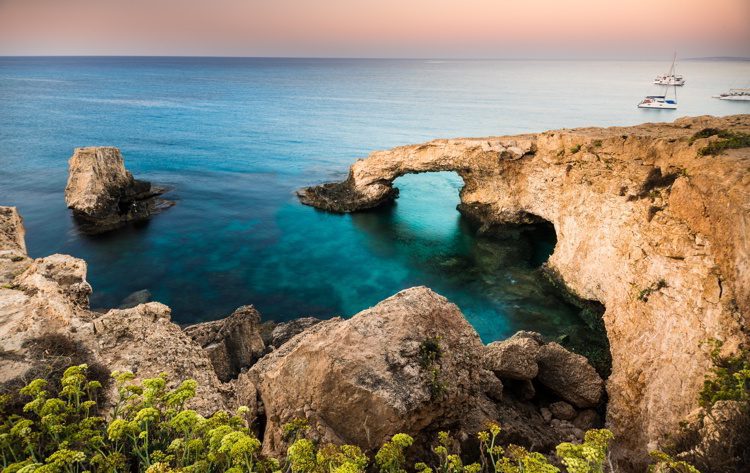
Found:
<box><xmin>298</xmin><ymin>115</ymin><xmax>750</xmax><ymax>462</ymax></box>
<box><xmin>64</xmin><ymin>147</ymin><xmax>173</xmax><ymax>233</ymax></box>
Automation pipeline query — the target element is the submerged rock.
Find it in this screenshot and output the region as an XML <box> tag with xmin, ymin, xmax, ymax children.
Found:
<box><xmin>118</xmin><ymin>289</ymin><xmax>152</xmax><ymax>309</ymax></box>
<box><xmin>64</xmin><ymin>147</ymin><xmax>173</xmax><ymax>233</ymax></box>
<box><xmin>184</xmin><ymin>305</ymin><xmax>266</xmax><ymax>382</ymax></box>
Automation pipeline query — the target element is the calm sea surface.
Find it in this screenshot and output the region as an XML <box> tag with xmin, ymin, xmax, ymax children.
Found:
<box><xmin>1</xmin><ymin>57</ymin><xmax>748</xmax><ymax>342</ymax></box>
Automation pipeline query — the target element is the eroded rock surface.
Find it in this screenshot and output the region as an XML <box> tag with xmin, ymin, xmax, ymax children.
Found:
<box><xmin>298</xmin><ymin>115</ymin><xmax>750</xmax><ymax>461</ymax></box>
<box><xmin>184</xmin><ymin>305</ymin><xmax>266</xmax><ymax>382</ymax></box>
<box><xmin>64</xmin><ymin>147</ymin><xmax>173</xmax><ymax>233</ymax></box>
<box><xmin>0</xmin><ymin>207</ymin><xmax>31</xmax><ymax>285</ymax></box>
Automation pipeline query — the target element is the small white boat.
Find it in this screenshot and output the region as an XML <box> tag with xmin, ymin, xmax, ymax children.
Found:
<box><xmin>654</xmin><ymin>73</ymin><xmax>685</xmax><ymax>86</ymax></box>
<box><xmin>712</xmin><ymin>88</ymin><xmax>750</xmax><ymax>101</ymax></box>
<box><xmin>653</xmin><ymin>52</ymin><xmax>685</xmax><ymax>86</ymax></box>
<box><xmin>638</xmin><ymin>95</ymin><xmax>678</xmax><ymax>109</ymax></box>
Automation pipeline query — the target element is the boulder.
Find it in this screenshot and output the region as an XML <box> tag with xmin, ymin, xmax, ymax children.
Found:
<box><xmin>263</xmin><ymin>316</ymin><xmax>322</xmax><ymax>349</ymax></box>
<box><xmin>536</xmin><ymin>342</ymin><xmax>604</xmax><ymax>408</ymax></box>
<box><xmin>184</xmin><ymin>305</ymin><xmax>266</xmax><ymax>382</ymax></box>
<box><xmin>16</xmin><ymin>254</ymin><xmax>92</xmax><ymax>308</ymax></box>
<box><xmin>64</xmin><ymin>147</ymin><xmax>173</xmax><ymax>233</ymax></box>
<box><xmin>573</xmin><ymin>409</ymin><xmax>601</xmax><ymax>431</ymax></box>
<box><xmin>241</xmin><ymin>287</ymin><xmax>500</xmax><ymax>455</ymax></box>
<box><xmin>549</xmin><ymin>401</ymin><xmax>577</xmax><ymax>421</ymax></box>
<box><xmin>88</xmin><ymin>302</ymin><xmax>229</xmax><ymax>414</ymax></box>
<box><xmin>484</xmin><ymin>336</ymin><xmax>540</xmax><ymax>380</ymax></box>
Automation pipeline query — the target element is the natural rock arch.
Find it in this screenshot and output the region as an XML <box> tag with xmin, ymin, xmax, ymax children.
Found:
<box><xmin>298</xmin><ymin>115</ymin><xmax>750</xmax><ymax>463</ymax></box>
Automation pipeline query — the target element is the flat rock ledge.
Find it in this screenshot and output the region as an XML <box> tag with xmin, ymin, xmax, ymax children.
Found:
<box><xmin>64</xmin><ymin>147</ymin><xmax>173</xmax><ymax>233</ymax></box>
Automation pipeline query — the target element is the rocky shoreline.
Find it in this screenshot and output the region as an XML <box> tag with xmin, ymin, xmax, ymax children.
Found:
<box><xmin>0</xmin><ymin>207</ymin><xmax>606</xmax><ymax>456</ymax></box>
<box><xmin>1</xmin><ymin>115</ymin><xmax>749</xmax><ymax>471</ymax></box>
<box><xmin>298</xmin><ymin>115</ymin><xmax>750</xmax><ymax>466</ymax></box>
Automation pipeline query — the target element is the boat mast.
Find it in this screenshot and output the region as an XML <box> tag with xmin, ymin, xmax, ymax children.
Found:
<box><xmin>670</xmin><ymin>51</ymin><xmax>676</xmax><ymax>77</ymax></box>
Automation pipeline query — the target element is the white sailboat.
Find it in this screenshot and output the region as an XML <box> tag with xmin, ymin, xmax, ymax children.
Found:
<box><xmin>638</xmin><ymin>83</ymin><xmax>678</xmax><ymax>110</ymax></box>
<box><xmin>653</xmin><ymin>52</ymin><xmax>685</xmax><ymax>86</ymax></box>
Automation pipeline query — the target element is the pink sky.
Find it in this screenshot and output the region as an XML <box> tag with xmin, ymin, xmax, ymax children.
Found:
<box><xmin>1</xmin><ymin>0</ymin><xmax>748</xmax><ymax>57</ymax></box>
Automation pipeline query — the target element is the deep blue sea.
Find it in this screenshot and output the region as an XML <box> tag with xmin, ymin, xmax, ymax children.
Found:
<box><xmin>1</xmin><ymin>57</ymin><xmax>748</xmax><ymax>343</ymax></box>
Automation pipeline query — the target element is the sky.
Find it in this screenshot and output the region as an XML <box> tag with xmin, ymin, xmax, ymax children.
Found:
<box><xmin>0</xmin><ymin>0</ymin><xmax>748</xmax><ymax>58</ymax></box>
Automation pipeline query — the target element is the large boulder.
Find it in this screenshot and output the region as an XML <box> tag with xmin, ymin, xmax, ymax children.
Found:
<box><xmin>86</xmin><ymin>302</ymin><xmax>229</xmax><ymax>414</ymax></box>
<box><xmin>536</xmin><ymin>342</ymin><xmax>604</xmax><ymax>408</ymax></box>
<box><xmin>241</xmin><ymin>287</ymin><xmax>502</xmax><ymax>455</ymax></box>
<box><xmin>184</xmin><ymin>305</ymin><xmax>266</xmax><ymax>382</ymax></box>
<box><xmin>64</xmin><ymin>147</ymin><xmax>172</xmax><ymax>233</ymax></box>
<box><xmin>484</xmin><ymin>335</ymin><xmax>540</xmax><ymax>380</ymax></box>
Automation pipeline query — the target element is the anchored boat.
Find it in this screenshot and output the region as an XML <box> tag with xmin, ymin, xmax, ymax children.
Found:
<box><xmin>712</xmin><ymin>88</ymin><xmax>750</xmax><ymax>101</ymax></box>
<box><xmin>653</xmin><ymin>52</ymin><xmax>685</xmax><ymax>86</ymax></box>
<box><xmin>637</xmin><ymin>94</ymin><xmax>678</xmax><ymax>109</ymax></box>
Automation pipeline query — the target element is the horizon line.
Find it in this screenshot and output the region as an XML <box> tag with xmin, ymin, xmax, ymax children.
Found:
<box><xmin>1</xmin><ymin>54</ymin><xmax>749</xmax><ymax>61</ymax></box>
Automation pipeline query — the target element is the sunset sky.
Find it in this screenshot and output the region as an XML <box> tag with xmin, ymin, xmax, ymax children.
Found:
<box><xmin>1</xmin><ymin>0</ymin><xmax>748</xmax><ymax>57</ymax></box>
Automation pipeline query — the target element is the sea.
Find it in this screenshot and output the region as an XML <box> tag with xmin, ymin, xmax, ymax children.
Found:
<box><xmin>1</xmin><ymin>57</ymin><xmax>748</xmax><ymax>344</ymax></box>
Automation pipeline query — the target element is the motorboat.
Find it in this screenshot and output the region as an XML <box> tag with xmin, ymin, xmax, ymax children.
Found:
<box><xmin>712</xmin><ymin>88</ymin><xmax>750</xmax><ymax>101</ymax></box>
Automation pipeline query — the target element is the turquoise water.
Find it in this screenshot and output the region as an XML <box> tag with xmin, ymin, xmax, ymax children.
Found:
<box><xmin>1</xmin><ymin>57</ymin><xmax>748</xmax><ymax>342</ymax></box>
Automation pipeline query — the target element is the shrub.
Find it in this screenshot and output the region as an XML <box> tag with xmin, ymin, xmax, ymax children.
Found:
<box><xmin>690</xmin><ymin>128</ymin><xmax>750</xmax><ymax>156</ymax></box>
<box><xmin>419</xmin><ymin>338</ymin><xmax>446</xmax><ymax>400</ymax></box>
<box><xmin>0</xmin><ymin>365</ymin><xmax>697</xmax><ymax>473</ymax></box>
<box><xmin>637</xmin><ymin>279</ymin><xmax>667</xmax><ymax>302</ymax></box>
<box><xmin>556</xmin><ymin>429</ymin><xmax>613</xmax><ymax>473</ymax></box>
<box><xmin>698</xmin><ymin>340</ymin><xmax>750</xmax><ymax>409</ymax></box>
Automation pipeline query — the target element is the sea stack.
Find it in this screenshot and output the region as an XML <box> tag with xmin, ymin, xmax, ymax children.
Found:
<box><xmin>64</xmin><ymin>147</ymin><xmax>173</xmax><ymax>233</ymax></box>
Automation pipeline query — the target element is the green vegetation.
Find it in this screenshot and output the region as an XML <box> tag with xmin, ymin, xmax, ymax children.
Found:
<box><xmin>689</xmin><ymin>128</ymin><xmax>750</xmax><ymax>156</ymax></box>
<box><xmin>569</xmin><ymin>145</ymin><xmax>581</xmax><ymax>154</ymax></box>
<box><xmin>647</xmin><ymin>451</ymin><xmax>700</xmax><ymax>473</ymax></box>
<box><xmin>1</xmin><ymin>365</ymin><xmax>701</xmax><ymax>473</ymax></box>
<box><xmin>591</xmin><ymin>140</ymin><xmax>602</xmax><ymax>148</ymax></box>
<box><xmin>698</xmin><ymin>340</ymin><xmax>750</xmax><ymax>409</ymax></box>
<box><xmin>419</xmin><ymin>338</ymin><xmax>446</xmax><ymax>400</ymax></box>
<box><xmin>637</xmin><ymin>279</ymin><xmax>667</xmax><ymax>302</ymax></box>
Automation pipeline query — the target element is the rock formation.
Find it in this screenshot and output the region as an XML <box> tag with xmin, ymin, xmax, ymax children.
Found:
<box><xmin>298</xmin><ymin>115</ymin><xmax>750</xmax><ymax>463</ymax></box>
<box><xmin>64</xmin><ymin>147</ymin><xmax>173</xmax><ymax>233</ymax></box>
<box><xmin>234</xmin><ymin>287</ymin><xmax>605</xmax><ymax>457</ymax></box>
<box><xmin>184</xmin><ymin>305</ymin><xmax>266</xmax><ymax>382</ymax></box>
<box><xmin>0</xmin><ymin>207</ymin><xmax>31</xmax><ymax>285</ymax></box>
